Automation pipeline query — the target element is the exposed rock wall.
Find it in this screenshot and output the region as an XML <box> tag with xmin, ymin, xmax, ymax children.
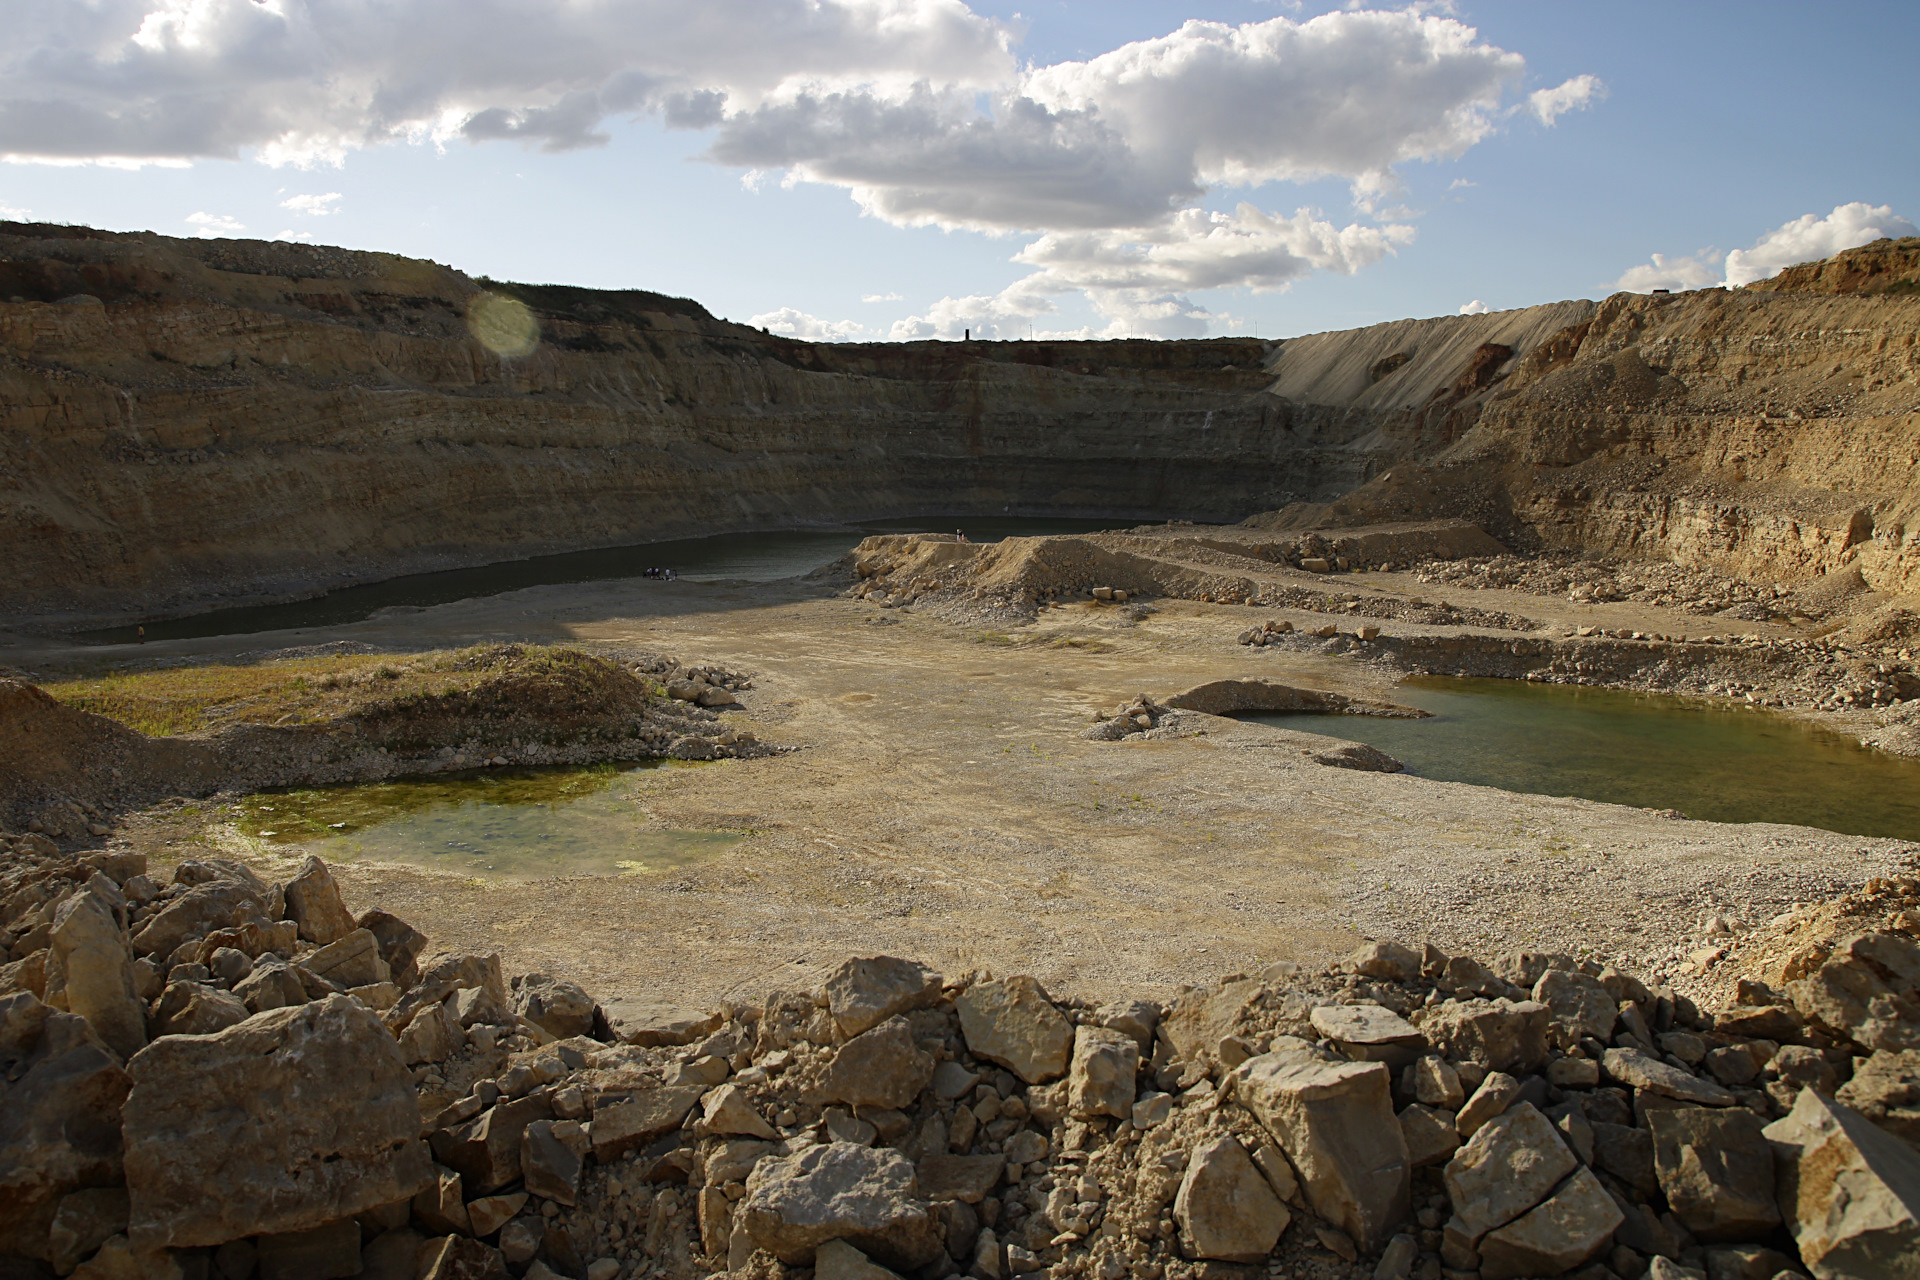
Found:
<box><xmin>1273</xmin><ymin>239</ymin><xmax>1920</xmax><ymax>598</ymax></box>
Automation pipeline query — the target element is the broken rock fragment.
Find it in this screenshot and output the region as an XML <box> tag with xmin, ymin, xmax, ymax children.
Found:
<box><xmin>1648</xmin><ymin>1107</ymin><xmax>1780</xmax><ymax>1242</ymax></box>
<box><xmin>804</xmin><ymin>1015</ymin><xmax>935</xmax><ymax>1110</ymax></box>
<box><xmin>1233</xmin><ymin>1051</ymin><xmax>1408</xmax><ymax>1252</ymax></box>
<box><xmin>1067</xmin><ymin>1023</ymin><xmax>1139</xmax><ymax>1120</ymax></box>
<box><xmin>824</xmin><ymin>956</ymin><xmax>943</xmax><ymax>1039</ymax></box>
<box><xmin>740</xmin><ymin>1141</ymin><xmax>942</xmax><ymax>1270</ymax></box>
<box><xmin>1442</xmin><ymin>1103</ymin><xmax>1577</xmax><ymax>1240</ymax></box>
<box><xmin>123</xmin><ymin>993</ymin><xmax>431</xmax><ymax>1247</ymax></box>
<box><xmin>1173</xmin><ymin>1133</ymin><xmax>1290</xmax><ymax>1262</ymax></box>
<box><xmin>955</xmin><ymin>976</ymin><xmax>1074</xmax><ymax>1084</ymax></box>
<box><xmin>1765</xmin><ymin>1087</ymin><xmax>1920</xmax><ymax>1276</ymax></box>
<box><xmin>1476</xmin><ymin>1167</ymin><xmax>1623</xmax><ymax>1280</ymax></box>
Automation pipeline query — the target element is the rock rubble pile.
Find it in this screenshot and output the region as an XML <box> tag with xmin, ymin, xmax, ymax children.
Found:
<box><xmin>5</xmin><ymin>843</ymin><xmax>1920</xmax><ymax>1280</ymax></box>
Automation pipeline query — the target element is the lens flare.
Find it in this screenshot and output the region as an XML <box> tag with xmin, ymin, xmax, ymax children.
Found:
<box><xmin>466</xmin><ymin>291</ymin><xmax>539</xmax><ymax>358</ymax></box>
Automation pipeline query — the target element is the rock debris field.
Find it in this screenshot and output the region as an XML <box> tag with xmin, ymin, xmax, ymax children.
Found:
<box><xmin>6</xmin><ymin>839</ymin><xmax>1920</xmax><ymax>1280</ymax></box>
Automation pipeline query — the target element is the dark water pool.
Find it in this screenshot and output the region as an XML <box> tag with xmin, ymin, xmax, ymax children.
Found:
<box><xmin>86</xmin><ymin>516</ymin><xmax>1129</xmax><ymax>643</ymax></box>
<box><xmin>231</xmin><ymin>762</ymin><xmax>742</xmax><ymax>881</ymax></box>
<box><xmin>1243</xmin><ymin>676</ymin><xmax>1920</xmax><ymax>841</ymax></box>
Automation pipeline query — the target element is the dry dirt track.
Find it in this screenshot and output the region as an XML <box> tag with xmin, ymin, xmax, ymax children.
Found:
<box><xmin>12</xmin><ymin>570</ymin><xmax>1916</xmax><ymax>1023</ymax></box>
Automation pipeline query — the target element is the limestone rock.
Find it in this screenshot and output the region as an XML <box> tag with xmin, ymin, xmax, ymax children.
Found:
<box><xmin>430</xmin><ymin>1092</ymin><xmax>554</xmax><ymax>1194</ymax></box>
<box><xmin>130</xmin><ymin>881</ymin><xmax>264</xmax><ymax>960</ymax></box>
<box><xmin>1593</xmin><ymin>1121</ymin><xmax>1659</xmax><ymax>1196</ymax></box>
<box><xmin>1234</xmin><ymin>1051</ymin><xmax>1409</xmax><ymax>1252</ymax></box>
<box><xmin>233</xmin><ymin>958</ymin><xmax>308</xmax><ymax>1015</ymax></box>
<box><xmin>398</xmin><ymin>1000</ymin><xmax>462</xmax><ymax>1064</ymax></box>
<box><xmin>1765</xmin><ymin>1087</ymin><xmax>1920</xmax><ymax>1276</ymax></box>
<box><xmin>283</xmin><ymin>858</ymin><xmax>355</xmax><ymax>946</ymax></box>
<box><xmin>1347</xmin><ymin>941</ymin><xmax>1421</xmax><ymax>983</ymax></box>
<box><xmin>1788</xmin><ymin>932</ymin><xmax>1920</xmax><ymax>1053</ymax></box>
<box><xmin>1099</xmin><ymin>999</ymin><xmax>1160</xmax><ymax>1054</ymax></box>
<box><xmin>740</xmin><ymin>1141</ymin><xmax>941</xmax><ymax>1270</ymax></box>
<box><xmin>1067</xmin><ymin>1023</ymin><xmax>1139</xmax><ymax>1120</ymax></box>
<box><xmin>417</xmin><ymin>1237</ymin><xmax>509</xmax><ymax>1280</ymax></box>
<box><xmin>1410</xmin><ymin>1055</ymin><xmax>1464</xmax><ymax>1110</ymax></box>
<box><xmin>48</xmin><ymin>889</ymin><xmax>147</xmax><ymax>1061</ymax></box>
<box><xmin>824</xmin><ymin>957</ymin><xmax>943</xmax><ymax>1039</ymax></box>
<box><xmin>588</xmin><ymin>1085</ymin><xmax>704</xmax><ymax>1162</ymax></box>
<box><xmin>355</xmin><ymin>910</ymin><xmax>427</xmax><ymax>990</ymax></box>
<box><xmin>1173</xmin><ymin>1134</ymin><xmax>1290</xmax><ymax>1263</ymax></box>
<box><xmin>1532</xmin><ymin>970</ymin><xmax>1619</xmax><ymax>1046</ymax></box>
<box><xmin>1602</xmin><ymin>1047</ymin><xmax>1735</xmax><ymax>1106</ymax></box>
<box><xmin>1836</xmin><ymin>1049</ymin><xmax>1920</xmax><ymax>1149</ymax></box>
<box><xmin>1455</xmin><ymin>1071</ymin><xmax>1521</xmax><ymax>1138</ymax></box>
<box><xmin>467</xmin><ymin>1191</ymin><xmax>527</xmax><ymax>1239</ymax></box>
<box><xmin>1476</xmin><ymin>1168</ymin><xmax>1623</xmax><ymax>1280</ymax></box>
<box><xmin>386</xmin><ymin>952</ymin><xmax>509</xmax><ymax>1031</ymax></box>
<box><xmin>49</xmin><ymin>1188</ymin><xmax>131</xmax><ymax>1275</ymax></box>
<box><xmin>300</xmin><ymin>929</ymin><xmax>389</xmax><ymax>990</ymax></box>
<box><xmin>68</xmin><ymin>1235</ymin><xmax>183</xmax><ymax>1280</ymax></box>
<box><xmin>1648</xmin><ymin>1107</ymin><xmax>1780</xmax><ymax>1242</ymax></box>
<box><xmin>703</xmin><ymin>1082</ymin><xmax>778</xmax><ymax>1139</ymax></box>
<box><xmin>255</xmin><ymin>1219</ymin><xmax>361</xmax><ymax>1280</ymax></box>
<box><xmin>150</xmin><ymin>980</ymin><xmax>249</xmax><ymax>1038</ymax></box>
<box><xmin>122</xmin><ymin>993</ymin><xmax>432</xmax><ymax>1247</ymax></box>
<box><xmin>1398</xmin><ymin>1103</ymin><xmax>1460</xmax><ymax>1168</ymax></box>
<box><xmin>956</xmin><ymin>977</ymin><xmax>1074</xmax><ymax>1084</ymax></box>
<box><xmin>521</xmin><ymin>1119</ymin><xmax>583</xmax><ymax>1206</ymax></box>
<box><xmin>805</xmin><ymin>1016</ymin><xmax>935</xmax><ymax>1110</ymax></box>
<box><xmin>0</xmin><ymin>994</ymin><xmax>131</xmax><ymax>1259</ymax></box>
<box><xmin>815</xmin><ymin>1238</ymin><xmax>903</xmax><ymax>1280</ymax></box>
<box><xmin>916</xmin><ymin>1154</ymin><xmax>1006</xmax><ymax>1204</ymax></box>
<box><xmin>513</xmin><ymin>973</ymin><xmax>597</xmax><ymax>1040</ymax></box>
<box><xmin>1412</xmin><ymin>999</ymin><xmax>1550</xmax><ymax>1073</ymax></box>
<box><xmin>1310</xmin><ymin>1004</ymin><xmax>1426</xmax><ymax>1066</ymax></box>
<box><xmin>1442</xmin><ymin>1103</ymin><xmax>1578</xmax><ymax>1240</ymax></box>
<box><xmin>412</xmin><ymin>1166</ymin><xmax>470</xmax><ymax>1235</ymax></box>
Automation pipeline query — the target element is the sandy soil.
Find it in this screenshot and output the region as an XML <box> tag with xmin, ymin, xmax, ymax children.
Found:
<box><xmin>7</xmin><ymin>565</ymin><xmax>1914</xmax><ymax>1024</ymax></box>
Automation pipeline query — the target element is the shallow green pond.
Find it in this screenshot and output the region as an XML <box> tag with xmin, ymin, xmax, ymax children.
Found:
<box><xmin>234</xmin><ymin>762</ymin><xmax>742</xmax><ymax>880</ymax></box>
<box><xmin>1243</xmin><ymin>676</ymin><xmax>1920</xmax><ymax>841</ymax></box>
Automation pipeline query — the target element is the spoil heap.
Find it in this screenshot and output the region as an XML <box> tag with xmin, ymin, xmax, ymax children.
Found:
<box><xmin>6</xmin><ymin>843</ymin><xmax>1919</xmax><ymax>1280</ymax></box>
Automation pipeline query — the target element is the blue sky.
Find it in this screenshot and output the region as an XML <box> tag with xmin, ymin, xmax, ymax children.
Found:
<box><xmin>4</xmin><ymin>1</ymin><xmax>1915</xmax><ymax>340</ymax></box>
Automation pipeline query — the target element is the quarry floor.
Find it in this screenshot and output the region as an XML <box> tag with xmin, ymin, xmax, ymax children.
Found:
<box><xmin>7</xmin><ymin>567</ymin><xmax>1915</xmax><ymax>1023</ymax></box>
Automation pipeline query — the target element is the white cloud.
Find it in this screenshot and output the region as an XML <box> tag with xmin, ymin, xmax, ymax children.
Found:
<box><xmin>1448</xmin><ymin>177</ymin><xmax>1476</xmax><ymax>190</ymax></box>
<box><xmin>0</xmin><ymin>200</ymin><xmax>27</xmax><ymax>218</ymax></box>
<box><xmin>5</xmin><ymin>3</ymin><xmax>1595</xmax><ymax>335</ymax></box>
<box><xmin>0</xmin><ymin>0</ymin><xmax>1016</xmax><ymax>165</ymax></box>
<box><xmin>862</xmin><ymin>292</ymin><xmax>904</xmax><ymax>302</ymax></box>
<box><xmin>1525</xmin><ymin>74</ymin><xmax>1603</xmax><ymax>126</ymax></box>
<box><xmin>749</xmin><ymin>307</ymin><xmax>872</xmax><ymax>340</ymax></box>
<box><xmin>274</xmin><ymin>228</ymin><xmax>314</xmax><ymax>242</ymax></box>
<box><xmin>280</xmin><ymin>192</ymin><xmax>341</xmax><ymax>216</ymax></box>
<box><xmin>1457</xmin><ymin>299</ymin><xmax>1489</xmax><ymax>315</ymax></box>
<box><xmin>1613</xmin><ymin>203</ymin><xmax>1916</xmax><ymax>293</ymax></box>
<box><xmin>1723</xmin><ymin>202</ymin><xmax>1917</xmax><ymax>286</ymax></box>
<box><xmin>184</xmin><ymin>210</ymin><xmax>244</xmax><ymax>238</ymax></box>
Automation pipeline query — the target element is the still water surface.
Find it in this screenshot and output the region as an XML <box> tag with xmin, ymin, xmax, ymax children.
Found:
<box><xmin>233</xmin><ymin>762</ymin><xmax>741</xmax><ymax>881</ymax></box>
<box><xmin>89</xmin><ymin>516</ymin><xmax>1127</xmax><ymax>643</ymax></box>
<box><xmin>1244</xmin><ymin>676</ymin><xmax>1920</xmax><ymax>842</ymax></box>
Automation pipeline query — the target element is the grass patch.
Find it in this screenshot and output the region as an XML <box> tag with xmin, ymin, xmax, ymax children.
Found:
<box><xmin>41</xmin><ymin>645</ymin><xmax>652</xmax><ymax>738</ymax></box>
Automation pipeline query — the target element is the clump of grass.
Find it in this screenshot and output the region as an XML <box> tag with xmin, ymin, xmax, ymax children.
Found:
<box><xmin>40</xmin><ymin>644</ymin><xmax>640</xmax><ymax>738</ymax></box>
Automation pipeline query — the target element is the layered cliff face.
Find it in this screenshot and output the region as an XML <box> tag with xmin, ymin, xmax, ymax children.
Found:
<box><xmin>6</xmin><ymin>222</ymin><xmax>1919</xmax><ymax>626</ymax></box>
<box><xmin>1269</xmin><ymin>238</ymin><xmax>1920</xmax><ymax>599</ymax></box>
<box><xmin>0</xmin><ymin>224</ymin><xmax>1315</xmax><ymax>624</ymax></box>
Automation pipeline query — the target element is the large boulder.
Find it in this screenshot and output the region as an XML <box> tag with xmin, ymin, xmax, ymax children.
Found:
<box><xmin>122</xmin><ymin>993</ymin><xmax>432</xmax><ymax>1247</ymax></box>
<box><xmin>513</xmin><ymin>974</ymin><xmax>597</xmax><ymax>1040</ymax></box>
<box><xmin>355</xmin><ymin>910</ymin><xmax>427</xmax><ymax>990</ymax></box>
<box><xmin>588</xmin><ymin>1085</ymin><xmax>705</xmax><ymax>1162</ymax></box>
<box><xmin>1788</xmin><ymin>932</ymin><xmax>1920</xmax><ymax>1053</ymax></box>
<box><xmin>430</xmin><ymin>1093</ymin><xmax>555</xmax><ymax>1194</ymax></box>
<box><xmin>1173</xmin><ymin>1134</ymin><xmax>1289</xmax><ymax>1262</ymax></box>
<box><xmin>1765</xmin><ymin>1088</ymin><xmax>1920</xmax><ymax>1277</ymax></box>
<box><xmin>1233</xmin><ymin>1051</ymin><xmax>1408</xmax><ymax>1252</ymax></box>
<box><xmin>47</xmin><ymin>889</ymin><xmax>147</xmax><ymax>1061</ymax></box>
<box><xmin>740</xmin><ymin>1142</ymin><xmax>942</xmax><ymax>1270</ymax></box>
<box><xmin>955</xmin><ymin>977</ymin><xmax>1073</xmax><ymax>1084</ymax></box>
<box><xmin>386</xmin><ymin>953</ymin><xmax>509</xmax><ymax>1031</ymax></box>
<box><xmin>1476</xmin><ymin>1168</ymin><xmax>1622</xmax><ymax>1280</ymax></box>
<box><xmin>0</xmin><ymin>993</ymin><xmax>131</xmax><ymax>1260</ymax></box>
<box><xmin>804</xmin><ymin>1016</ymin><xmax>935</xmax><ymax>1110</ymax></box>
<box><xmin>1442</xmin><ymin>1103</ymin><xmax>1577</xmax><ymax>1241</ymax></box>
<box><xmin>283</xmin><ymin>858</ymin><xmax>355</xmax><ymax>946</ymax></box>
<box><xmin>823</xmin><ymin>957</ymin><xmax>942</xmax><ymax>1040</ymax></box>
<box><xmin>300</xmin><ymin>929</ymin><xmax>389</xmax><ymax>990</ymax></box>
<box><xmin>1602</xmin><ymin>1047</ymin><xmax>1735</xmax><ymax>1106</ymax></box>
<box><xmin>1309</xmin><ymin>1004</ymin><xmax>1426</xmax><ymax>1067</ymax></box>
<box><xmin>1648</xmin><ymin>1108</ymin><xmax>1780</xmax><ymax>1242</ymax></box>
<box><xmin>1531</xmin><ymin>971</ymin><xmax>1618</xmax><ymax>1046</ymax></box>
<box><xmin>1411</xmin><ymin>999</ymin><xmax>1550</xmax><ymax>1073</ymax></box>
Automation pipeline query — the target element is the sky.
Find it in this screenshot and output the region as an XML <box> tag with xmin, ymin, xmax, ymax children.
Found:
<box><xmin>3</xmin><ymin>1</ymin><xmax>1917</xmax><ymax>341</ymax></box>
